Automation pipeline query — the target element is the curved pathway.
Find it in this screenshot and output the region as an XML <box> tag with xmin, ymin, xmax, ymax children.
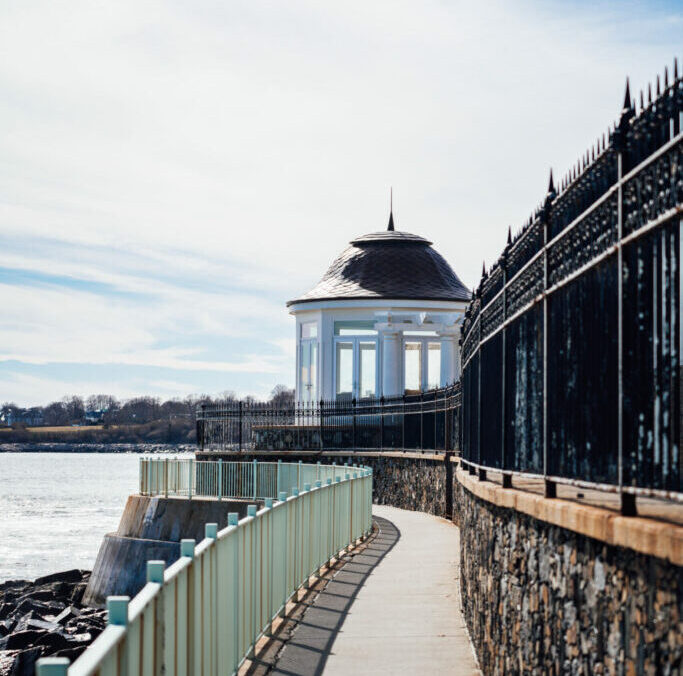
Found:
<box><xmin>271</xmin><ymin>505</ymin><xmax>479</xmax><ymax>675</ymax></box>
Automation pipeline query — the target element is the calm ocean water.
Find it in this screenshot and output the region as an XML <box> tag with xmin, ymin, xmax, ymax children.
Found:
<box><xmin>0</xmin><ymin>453</ymin><xmax>148</xmax><ymax>582</ymax></box>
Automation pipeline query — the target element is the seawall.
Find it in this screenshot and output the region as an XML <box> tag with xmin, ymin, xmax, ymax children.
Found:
<box><xmin>83</xmin><ymin>495</ymin><xmax>255</xmax><ymax>607</ymax></box>
<box><xmin>456</xmin><ymin>468</ymin><xmax>682</xmax><ymax>674</ymax></box>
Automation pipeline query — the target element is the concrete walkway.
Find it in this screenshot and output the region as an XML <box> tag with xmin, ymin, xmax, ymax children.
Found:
<box><xmin>272</xmin><ymin>505</ymin><xmax>479</xmax><ymax>675</ymax></box>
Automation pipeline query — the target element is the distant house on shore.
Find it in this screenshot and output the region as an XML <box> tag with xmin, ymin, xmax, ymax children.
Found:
<box><xmin>1</xmin><ymin>407</ymin><xmax>45</xmax><ymax>427</ymax></box>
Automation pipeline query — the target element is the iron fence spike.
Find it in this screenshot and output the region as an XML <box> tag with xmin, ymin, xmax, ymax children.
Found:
<box><xmin>622</xmin><ymin>77</ymin><xmax>631</xmax><ymax>111</ymax></box>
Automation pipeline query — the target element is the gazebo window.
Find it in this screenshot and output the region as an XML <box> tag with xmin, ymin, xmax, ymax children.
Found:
<box><xmin>334</xmin><ymin>328</ymin><xmax>378</xmax><ymax>400</ymax></box>
<box><xmin>300</xmin><ymin>322</ymin><xmax>318</xmax><ymax>402</ymax></box>
<box><xmin>427</xmin><ymin>342</ymin><xmax>441</xmax><ymax>390</ymax></box>
<box><xmin>404</xmin><ymin>342</ymin><xmax>422</xmax><ymax>394</ymax></box>
<box><xmin>404</xmin><ymin>338</ymin><xmax>441</xmax><ymax>393</ymax></box>
<box><xmin>334</xmin><ymin>320</ymin><xmax>377</xmax><ymax>336</ymax></box>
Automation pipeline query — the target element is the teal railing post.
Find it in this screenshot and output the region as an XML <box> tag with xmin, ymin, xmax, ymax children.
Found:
<box><xmin>218</xmin><ymin>458</ymin><xmax>223</xmax><ymax>501</ymax></box>
<box><xmin>205</xmin><ymin>523</ymin><xmax>218</xmax><ymax>539</ymax></box>
<box><xmin>228</xmin><ymin>512</ymin><xmax>239</xmax><ymax>526</ymax></box>
<box><xmin>188</xmin><ymin>458</ymin><xmax>193</xmax><ymax>500</ymax></box>
<box><xmin>253</xmin><ymin>459</ymin><xmax>258</xmax><ymax>501</ymax></box>
<box><xmin>107</xmin><ymin>596</ymin><xmax>129</xmax><ymax>626</ymax></box>
<box><xmin>264</xmin><ymin>497</ymin><xmax>274</xmax><ymax>636</ymax></box>
<box><xmin>36</xmin><ymin>658</ymin><xmax>70</xmax><ymax>675</ymax></box>
<box><xmin>298</xmin><ymin>460</ymin><xmax>302</xmax><ymax>491</ymax></box>
<box><xmin>181</xmin><ymin>539</ymin><xmax>196</xmax><ymax>558</ymax></box>
<box><xmin>147</xmin><ymin>560</ymin><xmax>165</xmax><ymax>584</ymax></box>
<box><xmin>277</xmin><ymin>459</ymin><xmax>282</xmax><ymax>496</ymax></box>
<box><xmin>278</xmin><ymin>491</ymin><xmax>288</xmax><ymax>616</ymax></box>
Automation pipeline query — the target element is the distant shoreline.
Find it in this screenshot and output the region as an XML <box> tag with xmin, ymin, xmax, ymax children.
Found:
<box><xmin>0</xmin><ymin>442</ymin><xmax>196</xmax><ymax>453</ymax></box>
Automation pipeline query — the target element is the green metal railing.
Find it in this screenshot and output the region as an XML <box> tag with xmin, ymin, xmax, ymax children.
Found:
<box><xmin>139</xmin><ymin>457</ymin><xmax>352</xmax><ymax>500</ymax></box>
<box><xmin>36</xmin><ymin>459</ymin><xmax>373</xmax><ymax>676</ymax></box>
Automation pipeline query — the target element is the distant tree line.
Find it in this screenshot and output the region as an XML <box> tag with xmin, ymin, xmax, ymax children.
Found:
<box><xmin>0</xmin><ymin>386</ymin><xmax>295</xmax><ymax>444</ymax></box>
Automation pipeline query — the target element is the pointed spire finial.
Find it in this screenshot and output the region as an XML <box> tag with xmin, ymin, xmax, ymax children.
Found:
<box><xmin>656</xmin><ymin>75</ymin><xmax>661</xmax><ymax>96</ymax></box>
<box><xmin>387</xmin><ymin>187</ymin><xmax>395</xmax><ymax>231</ymax></box>
<box><xmin>664</xmin><ymin>66</ymin><xmax>669</xmax><ymax>88</ymax></box>
<box><xmin>507</xmin><ymin>226</ymin><xmax>512</xmax><ymax>245</ymax></box>
<box><xmin>674</xmin><ymin>57</ymin><xmax>678</xmax><ymax>80</ymax></box>
<box><xmin>481</xmin><ymin>261</ymin><xmax>486</xmax><ymax>278</ymax></box>
<box><xmin>623</xmin><ymin>77</ymin><xmax>632</xmax><ymax>111</ymax></box>
<box><xmin>547</xmin><ymin>168</ymin><xmax>555</xmax><ymax>194</ymax></box>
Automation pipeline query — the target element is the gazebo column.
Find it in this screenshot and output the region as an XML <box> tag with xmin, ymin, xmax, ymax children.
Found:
<box><xmin>439</xmin><ymin>331</ymin><xmax>459</xmax><ymax>386</ymax></box>
<box><xmin>381</xmin><ymin>331</ymin><xmax>402</xmax><ymax>397</ymax></box>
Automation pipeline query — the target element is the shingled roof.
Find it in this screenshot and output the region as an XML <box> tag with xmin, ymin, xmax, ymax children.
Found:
<box><xmin>287</xmin><ymin>220</ymin><xmax>470</xmax><ymax>306</ymax></box>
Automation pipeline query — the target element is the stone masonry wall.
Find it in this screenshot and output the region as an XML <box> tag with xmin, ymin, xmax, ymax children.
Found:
<box><xmin>334</xmin><ymin>453</ymin><xmax>448</xmax><ymax>517</ymax></box>
<box><xmin>455</xmin><ymin>479</ymin><xmax>682</xmax><ymax>675</ymax></box>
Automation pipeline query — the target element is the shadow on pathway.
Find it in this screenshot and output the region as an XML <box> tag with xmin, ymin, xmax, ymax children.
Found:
<box><xmin>270</xmin><ymin>516</ymin><xmax>400</xmax><ymax>676</ymax></box>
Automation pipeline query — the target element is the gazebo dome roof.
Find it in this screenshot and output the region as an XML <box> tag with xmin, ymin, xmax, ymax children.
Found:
<box><xmin>287</xmin><ymin>215</ymin><xmax>470</xmax><ymax>306</ymax></box>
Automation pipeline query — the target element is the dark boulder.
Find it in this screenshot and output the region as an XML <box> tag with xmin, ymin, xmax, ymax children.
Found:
<box><xmin>6</xmin><ymin>646</ymin><xmax>42</xmax><ymax>676</ymax></box>
<box><xmin>53</xmin><ymin>606</ymin><xmax>80</xmax><ymax>625</ymax></box>
<box><xmin>33</xmin><ymin>570</ymin><xmax>85</xmax><ymax>586</ymax></box>
<box><xmin>34</xmin><ymin>632</ymin><xmax>72</xmax><ymax>653</ymax></box>
<box><xmin>0</xmin><ymin>630</ymin><xmax>43</xmax><ymax>651</ymax></box>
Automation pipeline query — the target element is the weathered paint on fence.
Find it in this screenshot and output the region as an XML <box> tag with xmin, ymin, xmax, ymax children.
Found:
<box><xmin>460</xmin><ymin>69</ymin><xmax>682</xmax><ymax>508</ymax></box>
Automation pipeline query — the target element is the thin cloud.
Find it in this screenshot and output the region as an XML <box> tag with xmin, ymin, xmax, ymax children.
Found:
<box><xmin>0</xmin><ymin>0</ymin><xmax>679</xmax><ymax>405</ymax></box>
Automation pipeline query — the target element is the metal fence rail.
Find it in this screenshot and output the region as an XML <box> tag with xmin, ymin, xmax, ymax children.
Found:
<box><xmin>140</xmin><ymin>457</ymin><xmax>357</xmax><ymax>500</ymax></box>
<box><xmin>460</xmin><ymin>66</ymin><xmax>682</xmax><ymax>511</ymax></box>
<box><xmin>196</xmin><ymin>384</ymin><xmax>461</xmax><ymax>453</ymax></box>
<box><xmin>37</xmin><ymin>459</ymin><xmax>373</xmax><ymax>676</ymax></box>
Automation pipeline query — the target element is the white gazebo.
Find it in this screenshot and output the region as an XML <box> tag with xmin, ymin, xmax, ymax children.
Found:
<box><xmin>288</xmin><ymin>211</ymin><xmax>470</xmax><ymax>402</ymax></box>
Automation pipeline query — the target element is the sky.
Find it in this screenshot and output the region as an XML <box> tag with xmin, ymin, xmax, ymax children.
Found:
<box><xmin>0</xmin><ymin>0</ymin><xmax>680</xmax><ymax>406</ymax></box>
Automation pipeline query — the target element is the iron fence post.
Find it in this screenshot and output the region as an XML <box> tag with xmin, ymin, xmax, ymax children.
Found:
<box><xmin>352</xmin><ymin>398</ymin><xmax>357</xmax><ymax>450</ymax></box>
<box><xmin>501</xmin><ymin>248</ymin><xmax>508</xmax><ymax>471</ymax></box>
<box><xmin>420</xmin><ymin>392</ymin><xmax>424</xmax><ymax>451</ymax></box>
<box><xmin>238</xmin><ymin>401</ymin><xmax>243</xmax><ymax>452</ymax></box>
<box><xmin>615</xmin><ymin>99</ymin><xmax>636</xmax><ymax>516</ymax></box>
<box><xmin>402</xmin><ymin>394</ymin><xmax>406</xmax><ymax>450</ymax></box>
<box><xmin>542</xmin><ymin>173</ymin><xmax>555</xmax><ymax>498</ymax></box>
<box><xmin>477</xmin><ymin>311</ymin><xmax>481</xmax><ymax>467</ymax></box>
<box><xmin>319</xmin><ymin>399</ymin><xmax>324</xmax><ymax>451</ymax></box>
<box><xmin>380</xmin><ymin>396</ymin><xmax>384</xmax><ymax>451</ymax></box>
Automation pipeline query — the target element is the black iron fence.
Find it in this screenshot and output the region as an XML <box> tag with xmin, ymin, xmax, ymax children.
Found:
<box><xmin>196</xmin><ymin>64</ymin><xmax>682</xmax><ymax>511</ymax></box>
<box><xmin>460</xmin><ymin>65</ymin><xmax>682</xmax><ymax>510</ymax></box>
<box><xmin>197</xmin><ymin>385</ymin><xmax>461</xmax><ymax>453</ymax></box>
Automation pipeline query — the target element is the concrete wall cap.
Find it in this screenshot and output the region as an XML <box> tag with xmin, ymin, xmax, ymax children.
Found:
<box><xmin>456</xmin><ymin>468</ymin><xmax>683</xmax><ymax>566</ymax></box>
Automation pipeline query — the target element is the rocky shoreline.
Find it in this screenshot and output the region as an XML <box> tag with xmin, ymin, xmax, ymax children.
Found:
<box><xmin>0</xmin><ymin>442</ymin><xmax>196</xmax><ymax>453</ymax></box>
<box><xmin>0</xmin><ymin>570</ymin><xmax>106</xmax><ymax>676</ymax></box>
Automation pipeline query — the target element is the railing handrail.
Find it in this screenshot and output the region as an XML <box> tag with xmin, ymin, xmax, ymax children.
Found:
<box><xmin>37</xmin><ymin>460</ymin><xmax>373</xmax><ymax>676</ymax></box>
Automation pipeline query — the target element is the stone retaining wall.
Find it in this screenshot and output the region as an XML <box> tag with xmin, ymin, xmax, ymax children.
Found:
<box><xmin>455</xmin><ymin>476</ymin><xmax>682</xmax><ymax>675</ymax></box>
<box><xmin>332</xmin><ymin>453</ymin><xmax>450</xmax><ymax>517</ymax></box>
